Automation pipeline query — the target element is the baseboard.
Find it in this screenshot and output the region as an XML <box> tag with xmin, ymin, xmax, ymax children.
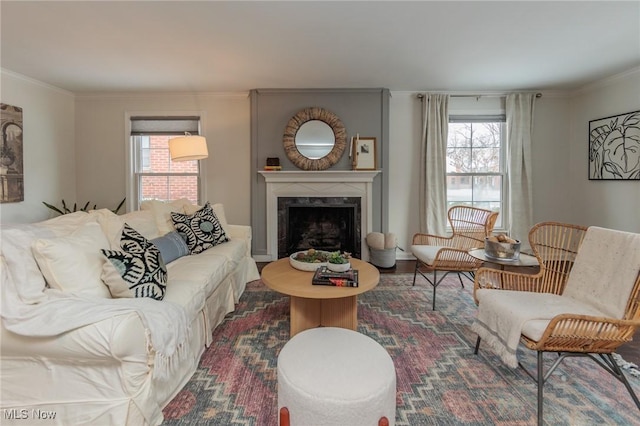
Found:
<box><xmin>253</xmin><ymin>254</ymin><xmax>273</xmax><ymax>262</ymax></box>
<box><xmin>395</xmin><ymin>251</ymin><xmax>415</xmax><ymax>261</ymax></box>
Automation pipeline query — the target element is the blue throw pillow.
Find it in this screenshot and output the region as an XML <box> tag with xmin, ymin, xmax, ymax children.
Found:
<box><xmin>151</xmin><ymin>231</ymin><xmax>190</xmax><ymax>264</ymax></box>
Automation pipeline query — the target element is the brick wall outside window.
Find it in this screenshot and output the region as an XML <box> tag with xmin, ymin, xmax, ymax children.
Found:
<box><xmin>140</xmin><ymin>136</ymin><xmax>199</xmax><ymax>204</ymax></box>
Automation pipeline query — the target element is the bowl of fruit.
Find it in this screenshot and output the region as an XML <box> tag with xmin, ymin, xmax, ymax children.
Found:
<box><xmin>485</xmin><ymin>234</ymin><xmax>521</xmax><ymax>261</ymax></box>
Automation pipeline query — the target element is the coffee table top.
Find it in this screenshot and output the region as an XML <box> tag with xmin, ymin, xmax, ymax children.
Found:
<box><xmin>468</xmin><ymin>248</ymin><xmax>539</xmax><ymax>267</ymax></box>
<box><xmin>261</xmin><ymin>257</ymin><xmax>379</xmax><ymax>299</ymax></box>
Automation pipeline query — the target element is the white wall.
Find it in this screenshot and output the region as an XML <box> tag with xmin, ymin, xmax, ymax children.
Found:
<box><xmin>74</xmin><ymin>93</ymin><xmax>252</xmax><ymax>225</ymax></box>
<box><xmin>0</xmin><ymin>71</ymin><xmax>76</xmax><ymax>224</ymax></box>
<box><xmin>568</xmin><ymin>67</ymin><xmax>640</xmax><ymax>232</ymax></box>
<box><xmin>388</xmin><ymin>92</ymin><xmax>422</xmax><ymax>258</ymax></box>
<box><xmin>530</xmin><ymin>95</ymin><xmax>574</xmax><ymax>224</ymax></box>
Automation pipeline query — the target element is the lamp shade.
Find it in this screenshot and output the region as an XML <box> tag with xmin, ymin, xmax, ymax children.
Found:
<box><xmin>169</xmin><ymin>135</ymin><xmax>208</xmax><ymax>161</ymax></box>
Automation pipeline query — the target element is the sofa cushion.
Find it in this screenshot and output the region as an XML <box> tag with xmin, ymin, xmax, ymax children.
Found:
<box><xmin>119</xmin><ymin>210</ymin><xmax>160</xmax><ymax>240</ymax></box>
<box><xmin>31</xmin><ymin>222</ymin><xmax>112</xmax><ymax>298</ymax></box>
<box><xmin>38</xmin><ymin>211</ymin><xmax>97</xmax><ymax>236</ymax></box>
<box><xmin>1</xmin><ymin>227</ymin><xmax>52</xmax><ymax>303</ymax></box>
<box><xmin>195</xmin><ymin>237</ymin><xmax>246</xmax><ymax>265</ymax></box>
<box><xmin>166</xmin><ymin>251</ymin><xmax>229</xmax><ymax>296</ymax></box>
<box><xmin>166</xmin><ymin>238</ymin><xmax>247</xmax><ymax>301</ymax></box>
<box><xmin>141</xmin><ymin>198</ymin><xmax>193</xmax><ymax>236</ymax></box>
<box><xmin>171</xmin><ymin>202</ymin><xmax>229</xmax><ymax>254</ymax></box>
<box><xmin>91</xmin><ymin>209</ymin><xmax>161</xmax><ymax>248</ymax></box>
<box><xmin>89</xmin><ymin>208</ymin><xmax>125</xmax><ymax>247</ymax></box>
<box><xmin>101</xmin><ymin>224</ymin><xmax>167</xmax><ymax>300</ymax></box>
<box><xmin>151</xmin><ymin>231</ymin><xmax>190</xmax><ymax>264</ymax></box>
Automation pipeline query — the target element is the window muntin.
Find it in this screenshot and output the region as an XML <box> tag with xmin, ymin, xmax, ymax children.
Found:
<box><xmin>447</xmin><ymin>118</ymin><xmax>505</xmax><ymax>228</ymax></box>
<box><xmin>131</xmin><ymin>134</ymin><xmax>201</xmax><ymax>209</ymax></box>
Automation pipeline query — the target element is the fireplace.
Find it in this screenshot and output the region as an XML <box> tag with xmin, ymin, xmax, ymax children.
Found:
<box><xmin>278</xmin><ymin>197</ymin><xmax>361</xmax><ymax>258</ymax></box>
<box><xmin>259</xmin><ymin>170</ymin><xmax>380</xmax><ymax>261</ymax></box>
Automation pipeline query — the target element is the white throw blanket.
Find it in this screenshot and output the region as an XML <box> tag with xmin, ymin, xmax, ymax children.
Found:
<box><xmin>472</xmin><ymin>226</ymin><xmax>640</xmax><ymax>368</ymax></box>
<box><xmin>471</xmin><ymin>291</ymin><xmax>606</xmax><ymax>368</ymax></box>
<box><xmin>1</xmin><ymin>235</ymin><xmax>190</xmax><ymax>380</ymax></box>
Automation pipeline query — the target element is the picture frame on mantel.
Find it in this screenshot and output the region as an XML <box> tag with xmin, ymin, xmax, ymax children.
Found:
<box><xmin>351</xmin><ymin>136</ymin><xmax>377</xmax><ymax>170</ymax></box>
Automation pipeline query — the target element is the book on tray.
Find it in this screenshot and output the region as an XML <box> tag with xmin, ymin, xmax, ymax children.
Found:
<box><xmin>312</xmin><ymin>266</ymin><xmax>359</xmax><ymax>287</ymax></box>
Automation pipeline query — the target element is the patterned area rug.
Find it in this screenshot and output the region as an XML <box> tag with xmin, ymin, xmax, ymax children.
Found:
<box><xmin>162</xmin><ymin>274</ymin><xmax>640</xmax><ymax>425</ymax></box>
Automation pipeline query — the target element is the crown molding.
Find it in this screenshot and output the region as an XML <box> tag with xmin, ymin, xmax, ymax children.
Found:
<box><xmin>74</xmin><ymin>91</ymin><xmax>250</xmax><ymax>100</ymax></box>
<box><xmin>1</xmin><ymin>68</ymin><xmax>74</xmax><ymax>97</ymax></box>
<box><xmin>571</xmin><ymin>66</ymin><xmax>640</xmax><ymax>97</ymax></box>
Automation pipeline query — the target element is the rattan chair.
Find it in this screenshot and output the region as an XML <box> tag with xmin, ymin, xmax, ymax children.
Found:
<box><xmin>472</xmin><ymin>222</ymin><xmax>640</xmax><ymax>425</ymax></box>
<box><xmin>411</xmin><ymin>206</ymin><xmax>499</xmax><ymax>310</ymax></box>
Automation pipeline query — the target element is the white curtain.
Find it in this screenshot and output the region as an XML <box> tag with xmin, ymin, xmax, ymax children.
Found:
<box><xmin>506</xmin><ymin>93</ymin><xmax>536</xmax><ymax>247</ymax></box>
<box><xmin>419</xmin><ymin>94</ymin><xmax>449</xmax><ymax>235</ymax></box>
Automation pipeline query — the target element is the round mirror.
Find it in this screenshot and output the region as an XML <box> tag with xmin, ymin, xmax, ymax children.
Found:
<box><xmin>295</xmin><ymin>120</ymin><xmax>335</xmax><ymax>159</ymax></box>
<box><xmin>283</xmin><ymin>107</ymin><xmax>346</xmax><ymax>170</ymax></box>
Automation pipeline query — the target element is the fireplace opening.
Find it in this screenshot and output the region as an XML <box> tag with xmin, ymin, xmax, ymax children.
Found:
<box><xmin>278</xmin><ymin>197</ymin><xmax>361</xmax><ymax>259</ymax></box>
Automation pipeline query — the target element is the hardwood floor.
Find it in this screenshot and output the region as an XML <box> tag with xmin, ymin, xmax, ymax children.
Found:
<box><xmin>257</xmin><ymin>259</ymin><xmax>639</xmax><ymax>365</ymax></box>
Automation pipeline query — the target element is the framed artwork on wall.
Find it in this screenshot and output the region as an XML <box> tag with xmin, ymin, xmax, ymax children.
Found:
<box><xmin>1</xmin><ymin>103</ymin><xmax>24</xmax><ymax>203</ymax></box>
<box><xmin>589</xmin><ymin>110</ymin><xmax>640</xmax><ymax>180</ymax></box>
<box><xmin>351</xmin><ymin>136</ymin><xmax>377</xmax><ymax>170</ymax></box>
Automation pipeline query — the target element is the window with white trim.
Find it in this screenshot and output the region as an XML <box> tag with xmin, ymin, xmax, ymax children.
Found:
<box><xmin>129</xmin><ymin>116</ymin><xmax>204</xmax><ymax>210</ymax></box>
<box><xmin>447</xmin><ymin>115</ymin><xmax>506</xmax><ymax>228</ymax></box>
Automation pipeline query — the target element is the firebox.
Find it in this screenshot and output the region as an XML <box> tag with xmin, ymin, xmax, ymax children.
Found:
<box><xmin>278</xmin><ymin>197</ymin><xmax>361</xmax><ymax>259</ymax></box>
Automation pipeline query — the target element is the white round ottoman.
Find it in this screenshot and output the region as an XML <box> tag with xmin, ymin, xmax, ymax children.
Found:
<box><xmin>277</xmin><ymin>327</ymin><xmax>396</xmax><ymax>426</ymax></box>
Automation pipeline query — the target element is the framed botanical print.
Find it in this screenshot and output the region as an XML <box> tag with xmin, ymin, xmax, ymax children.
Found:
<box><xmin>589</xmin><ymin>110</ymin><xmax>640</xmax><ymax>180</ymax></box>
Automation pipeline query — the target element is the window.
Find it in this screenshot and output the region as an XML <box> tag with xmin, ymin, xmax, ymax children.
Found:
<box><xmin>447</xmin><ymin>116</ymin><xmax>506</xmax><ymax>228</ymax></box>
<box><xmin>128</xmin><ymin>116</ymin><xmax>204</xmax><ymax>210</ymax></box>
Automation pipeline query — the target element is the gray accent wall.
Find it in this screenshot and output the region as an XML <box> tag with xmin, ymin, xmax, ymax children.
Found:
<box><xmin>250</xmin><ymin>88</ymin><xmax>390</xmax><ymax>257</ymax></box>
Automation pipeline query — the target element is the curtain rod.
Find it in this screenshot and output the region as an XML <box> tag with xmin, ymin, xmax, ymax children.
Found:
<box><xmin>417</xmin><ymin>93</ymin><xmax>542</xmax><ymax>100</ymax></box>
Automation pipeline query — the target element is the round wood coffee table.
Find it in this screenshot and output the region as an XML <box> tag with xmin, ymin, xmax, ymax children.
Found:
<box><xmin>261</xmin><ymin>258</ymin><xmax>380</xmax><ymax>337</ymax></box>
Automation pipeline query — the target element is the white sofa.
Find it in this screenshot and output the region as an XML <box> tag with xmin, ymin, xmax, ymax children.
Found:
<box><xmin>0</xmin><ymin>200</ymin><xmax>260</xmax><ymax>425</ymax></box>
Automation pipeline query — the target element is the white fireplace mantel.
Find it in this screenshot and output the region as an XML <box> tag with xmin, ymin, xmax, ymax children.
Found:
<box><xmin>259</xmin><ymin>170</ymin><xmax>380</xmax><ymax>183</ymax></box>
<box><xmin>258</xmin><ymin>170</ymin><xmax>380</xmax><ymax>261</ymax></box>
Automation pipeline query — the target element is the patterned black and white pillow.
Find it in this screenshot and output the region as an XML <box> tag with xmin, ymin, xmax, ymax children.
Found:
<box><xmin>170</xmin><ymin>202</ymin><xmax>229</xmax><ymax>254</ymax></box>
<box><xmin>101</xmin><ymin>224</ymin><xmax>167</xmax><ymax>300</ymax></box>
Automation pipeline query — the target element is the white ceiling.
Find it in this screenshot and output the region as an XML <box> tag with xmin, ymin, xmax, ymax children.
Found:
<box><xmin>2</xmin><ymin>1</ymin><xmax>639</xmax><ymax>94</ymax></box>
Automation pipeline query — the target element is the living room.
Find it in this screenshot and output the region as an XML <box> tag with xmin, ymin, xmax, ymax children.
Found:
<box><xmin>1</xmin><ymin>1</ymin><xmax>639</xmax><ymax>425</ymax></box>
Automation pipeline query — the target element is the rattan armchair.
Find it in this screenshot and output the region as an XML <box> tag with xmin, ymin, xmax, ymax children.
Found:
<box><xmin>411</xmin><ymin>205</ymin><xmax>499</xmax><ymax>310</ymax></box>
<box><xmin>472</xmin><ymin>222</ymin><xmax>640</xmax><ymax>425</ymax></box>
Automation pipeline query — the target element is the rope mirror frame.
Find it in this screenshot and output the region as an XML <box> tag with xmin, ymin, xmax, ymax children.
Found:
<box><xmin>283</xmin><ymin>107</ymin><xmax>347</xmax><ymax>171</ymax></box>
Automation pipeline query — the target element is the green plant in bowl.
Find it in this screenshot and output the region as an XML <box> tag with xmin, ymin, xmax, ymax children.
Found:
<box><xmin>328</xmin><ymin>251</ymin><xmax>351</xmax><ymax>264</ymax></box>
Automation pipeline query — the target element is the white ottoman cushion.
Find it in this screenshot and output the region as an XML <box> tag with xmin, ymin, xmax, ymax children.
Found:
<box><xmin>278</xmin><ymin>327</ymin><xmax>396</xmax><ymax>426</ymax></box>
